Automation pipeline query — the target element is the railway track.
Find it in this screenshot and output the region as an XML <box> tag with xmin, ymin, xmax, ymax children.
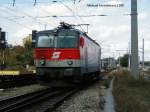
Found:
<box><xmin>0</xmin><ymin>87</ymin><xmax>78</xmax><ymax>112</ymax></box>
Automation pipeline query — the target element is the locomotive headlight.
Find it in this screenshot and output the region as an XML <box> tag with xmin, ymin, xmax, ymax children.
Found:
<box><xmin>40</xmin><ymin>59</ymin><xmax>46</xmax><ymax>65</ymax></box>
<box><xmin>67</xmin><ymin>60</ymin><xmax>73</xmax><ymax>65</ymax></box>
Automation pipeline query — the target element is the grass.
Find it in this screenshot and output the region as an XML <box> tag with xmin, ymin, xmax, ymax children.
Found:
<box><xmin>113</xmin><ymin>69</ymin><xmax>150</xmax><ymax>112</ymax></box>
<box><xmin>100</xmin><ymin>71</ymin><xmax>114</xmax><ymax>88</ymax></box>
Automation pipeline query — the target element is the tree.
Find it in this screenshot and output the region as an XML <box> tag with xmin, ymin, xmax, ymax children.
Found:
<box><xmin>0</xmin><ymin>43</ymin><xmax>34</xmax><ymax>68</ymax></box>
<box><xmin>24</xmin><ymin>40</ymin><xmax>34</xmax><ymax>65</ymax></box>
<box><xmin>118</xmin><ymin>54</ymin><xmax>129</xmax><ymax>67</ymax></box>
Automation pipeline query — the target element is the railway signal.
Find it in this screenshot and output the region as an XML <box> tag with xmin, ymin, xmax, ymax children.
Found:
<box><xmin>32</xmin><ymin>30</ymin><xmax>37</xmax><ymax>48</ymax></box>
<box><xmin>0</xmin><ymin>28</ymin><xmax>6</xmax><ymax>69</ymax></box>
<box><xmin>0</xmin><ymin>31</ymin><xmax>6</xmax><ymax>49</ymax></box>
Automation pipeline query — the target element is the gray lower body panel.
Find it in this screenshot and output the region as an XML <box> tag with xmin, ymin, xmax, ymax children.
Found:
<box><xmin>36</xmin><ymin>67</ymin><xmax>81</xmax><ymax>81</ymax></box>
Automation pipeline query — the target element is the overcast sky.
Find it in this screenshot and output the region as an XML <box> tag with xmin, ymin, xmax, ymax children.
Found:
<box><xmin>0</xmin><ymin>0</ymin><xmax>149</xmax><ymax>60</ymax></box>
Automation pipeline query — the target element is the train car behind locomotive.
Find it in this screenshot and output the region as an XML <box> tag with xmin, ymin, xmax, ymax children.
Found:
<box><xmin>32</xmin><ymin>22</ymin><xmax>101</xmax><ymax>84</ymax></box>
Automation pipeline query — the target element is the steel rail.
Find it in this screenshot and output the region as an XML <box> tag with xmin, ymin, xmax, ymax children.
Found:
<box><xmin>0</xmin><ymin>88</ymin><xmax>54</xmax><ymax>112</ymax></box>
<box><xmin>0</xmin><ymin>87</ymin><xmax>78</xmax><ymax>112</ymax></box>
<box><xmin>44</xmin><ymin>89</ymin><xmax>78</xmax><ymax>112</ymax></box>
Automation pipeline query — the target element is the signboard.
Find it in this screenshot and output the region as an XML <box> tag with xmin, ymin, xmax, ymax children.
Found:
<box><xmin>0</xmin><ymin>71</ymin><xmax>20</xmax><ymax>75</ymax></box>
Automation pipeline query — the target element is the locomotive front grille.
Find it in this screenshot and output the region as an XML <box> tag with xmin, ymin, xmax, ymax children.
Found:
<box><xmin>63</xmin><ymin>69</ymin><xmax>73</xmax><ymax>76</ymax></box>
<box><xmin>36</xmin><ymin>67</ymin><xmax>80</xmax><ymax>80</ymax></box>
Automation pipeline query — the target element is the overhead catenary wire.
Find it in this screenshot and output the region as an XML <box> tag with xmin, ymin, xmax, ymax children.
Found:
<box><xmin>0</xmin><ymin>7</ymin><xmax>40</xmax><ymax>30</ymax></box>
<box><xmin>34</xmin><ymin>2</ymin><xmax>64</xmax><ymax>23</ymax></box>
<box><xmin>2</xmin><ymin>17</ymin><xmax>33</xmax><ymax>30</ymax></box>
<box><xmin>56</xmin><ymin>0</ymin><xmax>85</xmax><ymax>32</ymax></box>
<box><xmin>8</xmin><ymin>6</ymin><xmax>50</xmax><ymax>26</ymax></box>
<box><xmin>0</xmin><ymin>8</ymin><xmax>32</xmax><ymax>30</ymax></box>
<box><xmin>33</xmin><ymin>5</ymin><xmax>56</xmax><ymax>29</ymax></box>
<box><xmin>0</xmin><ymin>4</ymin><xmax>131</xmax><ymax>33</ymax></box>
<box><xmin>1</xmin><ymin>13</ymin><xmax>132</xmax><ymax>19</ymax></box>
<box><xmin>0</xmin><ymin>6</ymin><xmax>53</xmax><ymax>30</ymax></box>
<box><xmin>0</xmin><ymin>2</ymin><xmax>94</xmax><ymax>31</ymax></box>
<box><xmin>0</xmin><ymin>0</ymin><xmax>130</xmax><ymax>27</ymax></box>
<box><xmin>0</xmin><ymin>0</ymin><xmax>86</xmax><ymax>30</ymax></box>
<box><xmin>10</xmin><ymin>1</ymin><xmax>67</xmax><ymax>28</ymax></box>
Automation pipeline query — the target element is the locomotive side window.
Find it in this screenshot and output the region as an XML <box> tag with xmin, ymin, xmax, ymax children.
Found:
<box><xmin>37</xmin><ymin>35</ymin><xmax>54</xmax><ymax>48</ymax></box>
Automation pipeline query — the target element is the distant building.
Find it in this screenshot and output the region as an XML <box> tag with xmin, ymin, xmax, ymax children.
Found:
<box><xmin>101</xmin><ymin>57</ymin><xmax>117</xmax><ymax>70</ymax></box>
<box><xmin>23</xmin><ymin>34</ymin><xmax>32</xmax><ymax>47</ymax></box>
<box><xmin>141</xmin><ymin>61</ymin><xmax>150</xmax><ymax>70</ymax></box>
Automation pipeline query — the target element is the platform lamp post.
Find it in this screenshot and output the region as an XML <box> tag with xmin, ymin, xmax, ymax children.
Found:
<box><xmin>131</xmin><ymin>0</ymin><xmax>139</xmax><ymax>79</ymax></box>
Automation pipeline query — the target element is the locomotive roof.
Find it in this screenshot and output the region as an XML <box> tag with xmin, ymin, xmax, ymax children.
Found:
<box><xmin>37</xmin><ymin>28</ymin><xmax>78</xmax><ymax>34</ymax></box>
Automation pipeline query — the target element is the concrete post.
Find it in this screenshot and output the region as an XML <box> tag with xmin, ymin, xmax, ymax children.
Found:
<box><xmin>131</xmin><ymin>0</ymin><xmax>139</xmax><ymax>79</ymax></box>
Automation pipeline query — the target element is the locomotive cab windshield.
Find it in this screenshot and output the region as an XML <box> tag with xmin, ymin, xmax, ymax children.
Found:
<box><xmin>37</xmin><ymin>34</ymin><xmax>54</xmax><ymax>48</ymax></box>
<box><xmin>36</xmin><ymin>30</ymin><xmax>79</xmax><ymax>48</ymax></box>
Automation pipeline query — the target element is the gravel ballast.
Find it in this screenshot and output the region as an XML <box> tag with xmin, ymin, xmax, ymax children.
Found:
<box><xmin>55</xmin><ymin>81</ymin><xmax>108</xmax><ymax>112</ymax></box>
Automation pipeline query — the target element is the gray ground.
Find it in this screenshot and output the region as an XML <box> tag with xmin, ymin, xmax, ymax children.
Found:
<box><xmin>55</xmin><ymin>81</ymin><xmax>108</xmax><ymax>112</ymax></box>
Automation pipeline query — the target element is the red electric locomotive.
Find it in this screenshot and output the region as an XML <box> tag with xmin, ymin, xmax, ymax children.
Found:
<box><xmin>32</xmin><ymin>22</ymin><xmax>101</xmax><ymax>84</ymax></box>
